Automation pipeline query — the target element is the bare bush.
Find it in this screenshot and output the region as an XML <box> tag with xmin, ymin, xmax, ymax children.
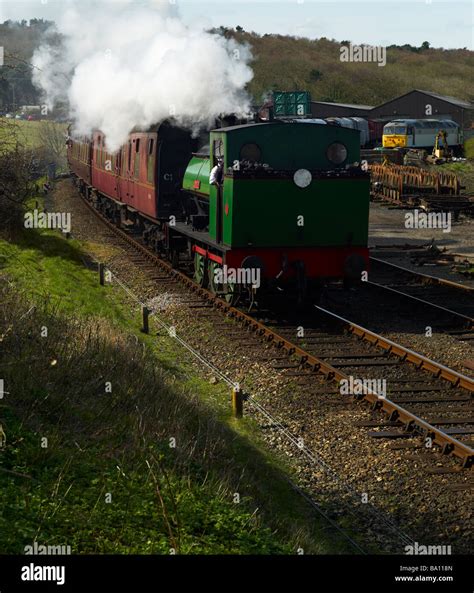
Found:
<box><xmin>0</xmin><ymin>119</ymin><xmax>35</xmax><ymax>229</ymax></box>
<box><xmin>37</xmin><ymin>120</ymin><xmax>68</xmax><ymax>172</ymax></box>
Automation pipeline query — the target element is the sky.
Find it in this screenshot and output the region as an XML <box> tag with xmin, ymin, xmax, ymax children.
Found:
<box><xmin>0</xmin><ymin>0</ymin><xmax>473</xmax><ymax>49</ymax></box>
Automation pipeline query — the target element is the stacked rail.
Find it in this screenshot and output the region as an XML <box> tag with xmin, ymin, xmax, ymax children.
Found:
<box><xmin>369</xmin><ymin>163</ymin><xmax>471</xmax><ymax>213</ymax></box>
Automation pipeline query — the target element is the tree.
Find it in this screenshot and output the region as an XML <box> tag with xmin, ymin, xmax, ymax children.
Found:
<box><xmin>310</xmin><ymin>69</ymin><xmax>323</xmax><ymax>82</ymax></box>
<box><xmin>421</xmin><ymin>41</ymin><xmax>430</xmax><ymax>50</ymax></box>
<box><xmin>37</xmin><ymin>120</ymin><xmax>68</xmax><ymax>172</ymax></box>
<box><xmin>0</xmin><ymin>119</ymin><xmax>36</xmax><ymax>229</ymax></box>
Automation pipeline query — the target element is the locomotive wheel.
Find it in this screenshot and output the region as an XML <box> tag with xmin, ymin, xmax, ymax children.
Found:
<box><xmin>193</xmin><ymin>252</ymin><xmax>208</xmax><ymax>287</ymax></box>
<box><xmin>208</xmin><ymin>261</ymin><xmax>240</xmax><ymax>305</ymax></box>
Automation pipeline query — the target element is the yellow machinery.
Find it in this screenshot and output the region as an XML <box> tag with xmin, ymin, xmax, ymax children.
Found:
<box><xmin>427</xmin><ymin>130</ymin><xmax>452</xmax><ymax>164</ymax></box>
<box><xmin>433</xmin><ymin>130</ymin><xmax>451</xmax><ymax>158</ymax></box>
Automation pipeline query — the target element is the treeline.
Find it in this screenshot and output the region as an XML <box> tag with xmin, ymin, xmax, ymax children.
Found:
<box><xmin>0</xmin><ymin>19</ymin><xmax>54</xmax><ymax>110</ymax></box>
<box><xmin>2</xmin><ymin>19</ymin><xmax>474</xmax><ymax>111</ymax></box>
<box><xmin>217</xmin><ymin>27</ymin><xmax>474</xmax><ymax>106</ymax></box>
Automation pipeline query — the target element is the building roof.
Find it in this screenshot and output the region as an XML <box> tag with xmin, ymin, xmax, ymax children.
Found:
<box><xmin>311</xmin><ymin>100</ymin><xmax>373</xmax><ymax>110</ymax></box>
<box><xmin>372</xmin><ymin>89</ymin><xmax>474</xmax><ymax>111</ymax></box>
<box><xmin>413</xmin><ymin>90</ymin><xmax>474</xmax><ymax>109</ymax></box>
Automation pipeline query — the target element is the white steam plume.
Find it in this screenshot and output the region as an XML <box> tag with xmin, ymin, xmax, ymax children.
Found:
<box><xmin>32</xmin><ymin>0</ymin><xmax>253</xmax><ymax>150</ymax></box>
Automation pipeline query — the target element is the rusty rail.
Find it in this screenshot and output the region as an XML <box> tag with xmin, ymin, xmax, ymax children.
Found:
<box><xmin>369</xmin><ymin>163</ymin><xmax>461</xmax><ymax>204</ymax></box>
<box><xmin>314</xmin><ymin>306</ymin><xmax>473</xmax><ymax>466</ymax></box>
<box><xmin>370</xmin><ymin>256</ymin><xmax>474</xmax><ymax>295</ymax></box>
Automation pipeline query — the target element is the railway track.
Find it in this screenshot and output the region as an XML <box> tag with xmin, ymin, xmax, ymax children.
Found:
<box><xmin>265</xmin><ymin>307</ymin><xmax>473</xmax><ymax>469</ymax></box>
<box><xmin>360</xmin><ymin>257</ymin><xmax>473</xmax><ymax>344</ymax></box>
<box><xmin>316</xmin><ymin>256</ymin><xmax>473</xmax><ymax>362</ymax></box>
<box><xmin>369</xmin><ymin>256</ymin><xmax>473</xmax><ymax>313</ymax></box>
<box><xmin>75</xmin><ymin>189</ymin><xmax>474</xmax><ymax>472</ymax></box>
<box><xmin>365</xmin><ymin>257</ymin><xmax>473</xmax><ymax>346</ymax></box>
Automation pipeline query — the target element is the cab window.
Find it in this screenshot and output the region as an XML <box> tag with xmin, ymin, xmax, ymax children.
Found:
<box><xmin>385</xmin><ymin>126</ymin><xmax>406</xmax><ymax>134</ymax></box>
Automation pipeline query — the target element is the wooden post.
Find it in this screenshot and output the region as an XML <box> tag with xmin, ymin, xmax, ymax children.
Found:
<box><xmin>232</xmin><ymin>387</ymin><xmax>243</xmax><ymax>418</ymax></box>
<box><xmin>99</xmin><ymin>263</ymin><xmax>105</xmax><ymax>286</ymax></box>
<box><xmin>141</xmin><ymin>306</ymin><xmax>150</xmax><ymax>334</ymax></box>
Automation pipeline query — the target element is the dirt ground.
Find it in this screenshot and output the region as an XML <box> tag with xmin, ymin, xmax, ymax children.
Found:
<box><xmin>369</xmin><ymin>202</ymin><xmax>474</xmax><ymax>287</ymax></box>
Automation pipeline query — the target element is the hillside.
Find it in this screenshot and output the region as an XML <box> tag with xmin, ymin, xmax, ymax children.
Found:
<box><xmin>1</xmin><ymin>20</ymin><xmax>474</xmax><ymax>110</ymax></box>
<box><xmin>226</xmin><ymin>29</ymin><xmax>474</xmax><ymax>106</ymax></box>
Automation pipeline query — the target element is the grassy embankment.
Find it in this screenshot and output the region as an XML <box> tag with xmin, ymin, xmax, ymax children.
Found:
<box><xmin>0</xmin><ymin>118</ymin><xmax>66</xmax><ymax>146</ymax></box>
<box><xmin>0</xmin><ymin>188</ymin><xmax>355</xmax><ymax>554</ymax></box>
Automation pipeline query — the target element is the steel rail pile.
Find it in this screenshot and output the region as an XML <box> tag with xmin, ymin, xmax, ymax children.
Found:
<box><xmin>369</xmin><ymin>163</ymin><xmax>465</xmax><ymax>208</ymax></box>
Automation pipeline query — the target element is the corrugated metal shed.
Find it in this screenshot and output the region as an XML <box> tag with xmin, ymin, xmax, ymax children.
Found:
<box><xmin>311</xmin><ymin>101</ymin><xmax>373</xmax><ymax>118</ymax></box>
<box><xmin>369</xmin><ymin>89</ymin><xmax>474</xmax><ymax>128</ymax></box>
<box><xmin>416</xmin><ymin>90</ymin><xmax>473</xmax><ymax>109</ymax></box>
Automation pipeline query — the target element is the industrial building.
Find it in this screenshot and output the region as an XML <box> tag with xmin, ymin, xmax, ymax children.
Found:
<box><xmin>310</xmin><ymin>90</ymin><xmax>474</xmax><ymax>130</ymax></box>
<box><xmin>369</xmin><ymin>90</ymin><xmax>474</xmax><ymax>128</ymax></box>
<box><xmin>310</xmin><ymin>100</ymin><xmax>373</xmax><ymax>118</ymax></box>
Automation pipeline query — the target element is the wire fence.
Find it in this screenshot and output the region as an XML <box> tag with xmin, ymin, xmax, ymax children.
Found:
<box><xmin>101</xmin><ymin>261</ymin><xmax>416</xmax><ymax>554</ymax></box>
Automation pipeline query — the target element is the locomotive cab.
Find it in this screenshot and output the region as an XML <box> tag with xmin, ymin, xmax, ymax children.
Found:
<box><xmin>181</xmin><ymin>121</ymin><xmax>370</xmax><ymax>303</ymax></box>
<box><xmin>382</xmin><ymin>123</ymin><xmax>408</xmax><ymax>148</ymax></box>
<box><xmin>382</xmin><ymin>119</ymin><xmax>461</xmax><ymax>151</ymax></box>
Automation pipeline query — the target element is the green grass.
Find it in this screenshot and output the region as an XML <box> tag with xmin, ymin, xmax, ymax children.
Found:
<box><xmin>441</xmin><ymin>159</ymin><xmax>474</xmax><ymax>194</ymax></box>
<box><xmin>0</xmin><ymin>227</ymin><xmax>128</xmax><ymax>321</ymax></box>
<box><xmin>1</xmin><ymin>404</ymin><xmax>289</xmax><ymax>554</ymax></box>
<box><xmin>0</xmin><ymin>198</ymin><xmax>354</xmax><ymax>555</ymax></box>
<box><xmin>0</xmin><ymin>118</ymin><xmax>67</xmax><ymax>150</ymax></box>
<box><xmin>464</xmin><ymin>137</ymin><xmax>474</xmax><ymax>160</ymax></box>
